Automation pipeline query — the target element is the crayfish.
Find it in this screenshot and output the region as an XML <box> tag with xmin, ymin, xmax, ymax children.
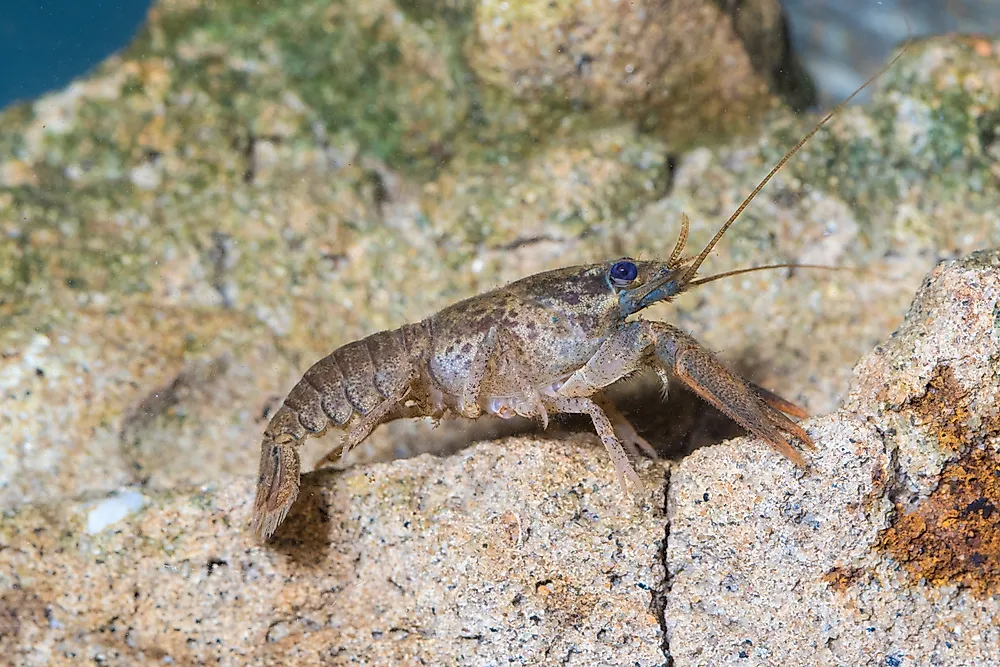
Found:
<box><xmin>249</xmin><ymin>44</ymin><xmax>909</xmax><ymax>541</ymax></box>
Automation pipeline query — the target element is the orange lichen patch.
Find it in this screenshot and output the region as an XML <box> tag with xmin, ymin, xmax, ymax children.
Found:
<box><xmin>906</xmin><ymin>365</ymin><xmax>997</xmax><ymax>453</ymax></box>
<box><xmin>972</xmin><ymin>38</ymin><xmax>994</xmax><ymax>58</ymax></box>
<box><xmin>876</xmin><ymin>449</ymin><xmax>1000</xmax><ymax>595</ymax></box>
<box><xmin>822</xmin><ymin>565</ymin><xmax>867</xmax><ymax>594</ymax></box>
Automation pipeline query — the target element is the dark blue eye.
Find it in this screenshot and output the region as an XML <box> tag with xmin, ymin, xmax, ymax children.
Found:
<box><xmin>610</xmin><ymin>260</ymin><xmax>638</xmax><ymax>284</ymax></box>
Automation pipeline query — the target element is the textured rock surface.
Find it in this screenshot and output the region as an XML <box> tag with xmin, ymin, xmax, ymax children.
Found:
<box><xmin>4</xmin><ymin>0</ymin><xmax>1000</xmax><ymax>663</ymax></box>
<box><xmin>467</xmin><ymin>0</ymin><xmax>785</xmax><ymax>143</ymax></box>
<box><xmin>7</xmin><ymin>31</ymin><xmax>1000</xmax><ymax>509</ymax></box>
<box><xmin>666</xmin><ymin>250</ymin><xmax>1000</xmax><ymax>666</ymax></box>
<box><xmin>0</xmin><ymin>437</ymin><xmax>668</xmax><ymax>666</ymax></box>
<box><xmin>0</xmin><ymin>301</ymin><xmax>290</xmax><ymax>507</ymax></box>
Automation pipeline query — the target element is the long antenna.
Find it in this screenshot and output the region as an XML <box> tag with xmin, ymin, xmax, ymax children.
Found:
<box><xmin>679</xmin><ymin>35</ymin><xmax>912</xmax><ymax>283</ymax></box>
<box><xmin>685</xmin><ymin>262</ymin><xmax>861</xmax><ymax>287</ymax></box>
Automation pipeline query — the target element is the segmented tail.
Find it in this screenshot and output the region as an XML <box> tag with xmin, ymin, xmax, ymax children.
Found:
<box><xmin>248</xmin><ymin>324</ymin><xmax>430</xmax><ymax>540</ymax></box>
<box><xmin>249</xmin><ymin>406</ymin><xmax>306</xmax><ymax>540</ymax></box>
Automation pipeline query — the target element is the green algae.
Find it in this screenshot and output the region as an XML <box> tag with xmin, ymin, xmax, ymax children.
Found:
<box><xmin>748</xmin><ymin>38</ymin><xmax>1000</xmax><ymax>240</ymax></box>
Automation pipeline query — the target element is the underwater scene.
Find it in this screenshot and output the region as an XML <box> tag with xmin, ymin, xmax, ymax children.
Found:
<box><xmin>1</xmin><ymin>1</ymin><xmax>999</xmax><ymax>665</ymax></box>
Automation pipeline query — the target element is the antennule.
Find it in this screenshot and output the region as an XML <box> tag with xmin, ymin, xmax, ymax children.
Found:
<box><xmin>668</xmin><ymin>213</ymin><xmax>690</xmax><ymax>267</ymax></box>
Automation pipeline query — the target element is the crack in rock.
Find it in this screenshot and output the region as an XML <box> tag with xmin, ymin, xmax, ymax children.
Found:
<box><xmin>651</xmin><ymin>465</ymin><xmax>673</xmax><ymax>666</ymax></box>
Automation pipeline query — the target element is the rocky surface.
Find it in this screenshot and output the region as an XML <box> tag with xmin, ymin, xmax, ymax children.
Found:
<box><xmin>666</xmin><ymin>250</ymin><xmax>1000</xmax><ymax>666</ymax></box>
<box><xmin>467</xmin><ymin>0</ymin><xmax>789</xmax><ymax>143</ymax></box>
<box><xmin>3</xmin><ymin>0</ymin><xmax>1000</xmax><ymax>663</ymax></box>
<box><xmin>4</xmin><ymin>250</ymin><xmax>999</xmax><ymax>666</ymax></box>
<box><xmin>1</xmin><ymin>436</ymin><xmax>668</xmax><ymax>665</ymax></box>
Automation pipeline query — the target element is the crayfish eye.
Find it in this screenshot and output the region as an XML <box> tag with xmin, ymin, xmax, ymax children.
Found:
<box><xmin>609</xmin><ymin>260</ymin><xmax>638</xmax><ymax>286</ymax></box>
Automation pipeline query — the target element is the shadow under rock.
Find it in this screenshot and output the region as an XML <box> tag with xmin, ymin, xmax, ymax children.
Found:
<box><xmin>268</xmin><ymin>468</ymin><xmax>341</xmax><ymax>568</ymax></box>
<box><xmin>365</xmin><ymin>353</ymin><xmax>798</xmax><ymax>465</ymax></box>
<box><xmin>387</xmin><ymin>353</ymin><xmax>790</xmax><ymax>465</ymax></box>
<box><xmin>552</xmin><ymin>370</ymin><xmax>747</xmax><ymax>461</ymax></box>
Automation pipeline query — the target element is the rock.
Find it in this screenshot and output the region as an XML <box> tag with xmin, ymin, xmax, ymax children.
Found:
<box><xmin>419</xmin><ymin>125</ymin><xmax>670</xmax><ymax>251</ymax></box>
<box><xmin>3</xmin><ymin>4</ymin><xmax>1000</xmax><ymax>661</ymax></box>
<box><xmin>665</xmin><ymin>249</ymin><xmax>1000</xmax><ymax>666</ymax></box>
<box><xmin>0</xmin><ymin>300</ymin><xmax>291</xmax><ymax>507</ymax></box>
<box><xmin>0</xmin><ymin>437</ymin><xmax>669</xmax><ymax>665</ymax></box>
<box><xmin>145</xmin><ymin>0</ymin><xmax>470</xmax><ymax>172</ymax></box>
<box><xmin>848</xmin><ymin>250</ymin><xmax>1000</xmax><ymax>498</ymax></box>
<box><xmin>5</xmin><ymin>18</ymin><xmax>1000</xmax><ymax>526</ymax></box>
<box><xmin>466</xmin><ymin>0</ymin><xmax>791</xmax><ymax>144</ymax></box>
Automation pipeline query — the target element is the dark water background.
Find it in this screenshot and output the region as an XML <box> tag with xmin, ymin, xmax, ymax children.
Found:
<box><xmin>1</xmin><ymin>1</ymin><xmax>998</xmax><ymax>113</ymax></box>
<box><xmin>0</xmin><ymin>2</ymin><xmax>151</xmax><ymax>110</ymax></box>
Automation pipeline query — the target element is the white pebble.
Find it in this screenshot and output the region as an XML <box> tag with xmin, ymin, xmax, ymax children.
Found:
<box><xmin>86</xmin><ymin>491</ymin><xmax>148</xmax><ymax>534</ymax></box>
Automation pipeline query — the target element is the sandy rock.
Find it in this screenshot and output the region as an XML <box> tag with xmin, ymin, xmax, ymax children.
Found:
<box><xmin>467</xmin><ymin>0</ymin><xmax>786</xmax><ymax>143</ymax></box>
<box><xmin>3</xmin><ymin>6</ymin><xmax>1000</xmax><ymax>662</ymax></box>
<box><xmin>0</xmin><ymin>437</ymin><xmax>669</xmax><ymax>666</ymax></box>
<box><xmin>419</xmin><ymin>125</ymin><xmax>670</xmax><ymax>250</ymax></box>
<box><xmin>848</xmin><ymin>250</ymin><xmax>1000</xmax><ymax>496</ymax></box>
<box><xmin>5</xmin><ymin>30</ymin><xmax>1000</xmax><ymax>519</ymax></box>
<box><xmin>0</xmin><ymin>300</ymin><xmax>289</xmax><ymax>508</ymax></box>
<box><xmin>665</xmin><ymin>250</ymin><xmax>1000</xmax><ymax>666</ymax></box>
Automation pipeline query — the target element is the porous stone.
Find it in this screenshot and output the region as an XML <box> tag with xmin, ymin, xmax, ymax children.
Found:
<box><xmin>665</xmin><ymin>250</ymin><xmax>1000</xmax><ymax>666</ymax></box>
<box><xmin>466</xmin><ymin>0</ymin><xmax>788</xmax><ymax>144</ymax></box>
<box><xmin>0</xmin><ymin>437</ymin><xmax>669</xmax><ymax>666</ymax></box>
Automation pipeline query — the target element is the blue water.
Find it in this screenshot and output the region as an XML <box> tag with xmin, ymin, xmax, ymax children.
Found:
<box><xmin>0</xmin><ymin>2</ymin><xmax>152</xmax><ymax>112</ymax></box>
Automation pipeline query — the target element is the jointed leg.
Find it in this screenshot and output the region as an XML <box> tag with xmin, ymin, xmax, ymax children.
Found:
<box><xmin>593</xmin><ymin>393</ymin><xmax>660</xmax><ymax>460</ymax></box>
<box><xmin>544</xmin><ymin>395</ymin><xmax>643</xmax><ymax>496</ymax></box>
<box><xmin>556</xmin><ymin>320</ymin><xmax>813</xmax><ymax>467</ymax></box>
<box><xmin>314</xmin><ymin>392</ymin><xmax>412</xmax><ymax>468</ymax></box>
<box><xmin>458</xmin><ymin>326</ymin><xmax>549</xmax><ymax>428</ymax></box>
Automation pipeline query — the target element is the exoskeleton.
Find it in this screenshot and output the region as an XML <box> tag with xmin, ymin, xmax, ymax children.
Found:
<box><xmin>249</xmin><ymin>44</ymin><xmax>909</xmax><ymax>541</ymax></box>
